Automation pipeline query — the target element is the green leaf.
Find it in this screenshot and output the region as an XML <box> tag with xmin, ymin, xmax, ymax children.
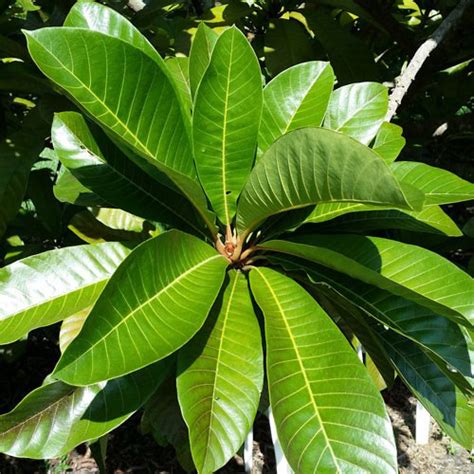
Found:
<box><xmin>303</xmin><ymin>7</ymin><xmax>381</xmax><ymax>85</ymax></box>
<box><xmin>193</xmin><ymin>26</ymin><xmax>262</xmax><ymax>225</ymax></box>
<box><xmin>297</xmin><ymin>262</ymin><xmax>473</xmax><ymax>395</ymax></box>
<box><xmin>59</xmin><ymin>307</ymin><xmax>91</xmax><ymax>353</ymax></box>
<box><xmin>189</xmin><ymin>22</ymin><xmax>219</xmax><ymax>98</ymax></box>
<box><xmin>261</xmin><ymin>235</ymin><xmax>474</xmax><ymax>327</ymax></box>
<box><xmin>177</xmin><ymin>271</ymin><xmax>263</xmax><ymax>473</ymax></box>
<box><xmin>323</xmin><ymin>82</ymin><xmax>388</xmax><ymax>145</ymax></box>
<box><xmin>258</xmin><ymin>61</ymin><xmax>334</xmax><ymax>155</ymax></box>
<box><xmin>375</xmin><ymin>328</ymin><xmax>473</xmax><ymax>449</ymax></box>
<box><xmin>24</xmin><ymin>28</ymin><xmax>216</xmax><ymax>235</ymax></box>
<box><xmin>52</xmin><ymin>111</ymin><xmax>208</xmax><ymax>237</ymax></box>
<box><xmin>264</xmin><ymin>18</ymin><xmax>316</xmax><ymax>76</ymax></box>
<box><xmin>54</xmin><ymin>230</ymin><xmax>228</xmax><ymax>385</ymax></box>
<box><xmin>54</xmin><ymin>167</ymin><xmax>106</xmax><ymax>207</ymax></box>
<box><xmin>372</xmin><ymin>122</ymin><xmax>405</xmax><ymax>163</ymax></box>
<box><xmin>307</xmin><ymin>205</ymin><xmax>463</xmax><ymax>236</ymax></box>
<box><xmin>0</xmin><ymin>242</ymin><xmax>131</xmax><ymax>345</ymax></box>
<box><xmin>64</xmin><ymin>1</ymin><xmax>163</xmax><ymax>66</ymax></box>
<box><xmin>0</xmin><ymin>362</ymin><xmax>168</xmax><ymax>459</ymax></box>
<box><xmin>391</xmin><ymin>161</ymin><xmax>474</xmax><ymax>205</ymax></box>
<box><xmin>249</xmin><ymin>267</ymin><xmax>397</xmax><ymax>473</ymax></box>
<box><xmin>68</xmin><ymin>209</ymin><xmax>149</xmax><ymax>245</ymax></box>
<box><xmin>166</xmin><ymin>57</ymin><xmax>192</xmax><ymax>114</ymax></box>
<box><xmin>307</xmin><ymin>277</ymin><xmax>473</xmax><ymax>449</ymax></box>
<box><xmin>236</xmin><ymin>128</ymin><xmax>422</xmax><ymax>235</ymax></box>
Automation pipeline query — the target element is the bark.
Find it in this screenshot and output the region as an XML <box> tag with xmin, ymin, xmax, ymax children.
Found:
<box><xmin>386</xmin><ymin>0</ymin><xmax>473</xmax><ymax>121</ymax></box>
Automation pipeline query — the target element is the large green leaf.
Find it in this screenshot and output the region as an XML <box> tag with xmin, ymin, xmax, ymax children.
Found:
<box><xmin>303</xmin><ymin>7</ymin><xmax>381</xmax><ymax>85</ymax></box>
<box><xmin>0</xmin><ymin>242</ymin><xmax>131</xmax><ymax>345</ymax></box>
<box><xmin>258</xmin><ymin>61</ymin><xmax>334</xmax><ymax>155</ymax></box>
<box><xmin>264</xmin><ymin>18</ymin><xmax>316</xmax><ymax>76</ymax></box>
<box><xmin>391</xmin><ymin>161</ymin><xmax>474</xmax><ymax>205</ymax></box>
<box><xmin>24</xmin><ymin>28</ymin><xmax>216</xmax><ymax>234</ymax></box>
<box><xmin>177</xmin><ymin>271</ymin><xmax>263</xmax><ymax>473</ymax></box>
<box><xmin>64</xmin><ymin>1</ymin><xmax>163</xmax><ymax>66</ymax></box>
<box><xmin>54</xmin><ymin>230</ymin><xmax>228</xmax><ymax>385</ymax></box>
<box><xmin>261</xmin><ymin>235</ymin><xmax>474</xmax><ymax>327</ymax></box>
<box><xmin>193</xmin><ymin>27</ymin><xmax>262</xmax><ymax>224</ymax></box>
<box><xmin>0</xmin><ymin>362</ymin><xmax>168</xmax><ymax>459</ymax></box>
<box><xmin>236</xmin><ymin>128</ymin><xmax>422</xmax><ymax>235</ymax></box>
<box><xmin>372</xmin><ymin>122</ymin><xmax>405</xmax><ymax>163</ymax></box>
<box><xmin>306</xmin><ymin>204</ymin><xmax>463</xmax><ymax>236</ymax></box>
<box><xmin>189</xmin><ymin>22</ymin><xmax>219</xmax><ymax>98</ymax></box>
<box><xmin>323</xmin><ymin>82</ymin><xmax>388</xmax><ymax>145</ymax></box>
<box><xmin>52</xmin><ymin>111</ymin><xmax>207</xmax><ymax>237</ymax></box>
<box><xmin>249</xmin><ymin>267</ymin><xmax>397</xmax><ymax>473</ymax></box>
<box><xmin>295</xmin><ymin>260</ymin><xmax>473</xmax><ymax>395</ymax></box>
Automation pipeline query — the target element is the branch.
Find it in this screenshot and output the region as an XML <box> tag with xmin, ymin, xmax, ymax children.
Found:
<box><xmin>386</xmin><ymin>0</ymin><xmax>473</xmax><ymax>121</ymax></box>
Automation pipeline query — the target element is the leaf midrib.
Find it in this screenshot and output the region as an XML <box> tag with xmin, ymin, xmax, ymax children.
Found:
<box><xmin>221</xmin><ymin>31</ymin><xmax>236</xmax><ymax>225</ymax></box>
<box><xmin>254</xmin><ymin>268</ymin><xmax>341</xmax><ymax>473</ymax></box>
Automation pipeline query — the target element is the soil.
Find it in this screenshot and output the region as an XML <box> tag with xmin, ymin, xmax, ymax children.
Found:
<box><xmin>0</xmin><ymin>332</ymin><xmax>472</xmax><ymax>473</ymax></box>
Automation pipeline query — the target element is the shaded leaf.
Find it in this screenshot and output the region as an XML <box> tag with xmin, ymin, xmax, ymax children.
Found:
<box><xmin>304</xmin><ymin>7</ymin><xmax>381</xmax><ymax>85</ymax></box>
<box><xmin>264</xmin><ymin>18</ymin><xmax>316</xmax><ymax>76</ymax></box>
<box><xmin>261</xmin><ymin>235</ymin><xmax>474</xmax><ymax>327</ymax></box>
<box><xmin>52</xmin><ymin>112</ymin><xmax>207</xmax><ymax>236</ymax></box>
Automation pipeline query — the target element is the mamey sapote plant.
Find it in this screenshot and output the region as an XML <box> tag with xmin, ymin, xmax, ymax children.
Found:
<box><xmin>0</xmin><ymin>3</ymin><xmax>473</xmax><ymax>472</ymax></box>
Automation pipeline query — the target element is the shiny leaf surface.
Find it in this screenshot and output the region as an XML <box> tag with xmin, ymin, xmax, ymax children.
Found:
<box><xmin>0</xmin><ymin>242</ymin><xmax>131</xmax><ymax>345</ymax></box>
<box><xmin>324</xmin><ymin>82</ymin><xmax>388</xmax><ymax>145</ymax></box>
<box><xmin>193</xmin><ymin>27</ymin><xmax>262</xmax><ymax>224</ymax></box>
<box><xmin>178</xmin><ymin>271</ymin><xmax>263</xmax><ymax>473</ymax></box>
<box><xmin>258</xmin><ymin>61</ymin><xmax>334</xmax><ymax>155</ymax></box>
<box><xmin>54</xmin><ymin>231</ymin><xmax>228</xmax><ymax>385</ymax></box>
<box><xmin>250</xmin><ymin>267</ymin><xmax>397</xmax><ymax>473</ymax></box>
